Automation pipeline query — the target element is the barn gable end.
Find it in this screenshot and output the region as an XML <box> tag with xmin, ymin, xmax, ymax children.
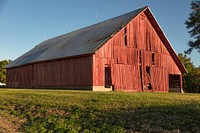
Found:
<box><xmin>93</xmin><ymin>9</ymin><xmax>184</xmax><ymax>92</ymax></box>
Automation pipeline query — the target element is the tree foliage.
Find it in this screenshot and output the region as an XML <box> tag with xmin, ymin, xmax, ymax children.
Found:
<box><xmin>178</xmin><ymin>53</ymin><xmax>194</xmax><ymax>73</ymax></box>
<box><xmin>0</xmin><ymin>60</ymin><xmax>11</xmax><ymax>84</ymax></box>
<box><xmin>178</xmin><ymin>53</ymin><xmax>200</xmax><ymax>93</ymax></box>
<box><xmin>185</xmin><ymin>0</ymin><xmax>200</xmax><ymax>54</ymax></box>
<box><xmin>184</xmin><ymin>68</ymin><xmax>200</xmax><ymax>93</ymax></box>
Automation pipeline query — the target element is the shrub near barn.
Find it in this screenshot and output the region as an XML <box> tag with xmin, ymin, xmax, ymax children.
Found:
<box><xmin>183</xmin><ymin>68</ymin><xmax>200</xmax><ymax>93</ymax></box>
<box><xmin>178</xmin><ymin>53</ymin><xmax>200</xmax><ymax>93</ymax></box>
<box><xmin>0</xmin><ymin>60</ymin><xmax>11</xmax><ymax>85</ymax></box>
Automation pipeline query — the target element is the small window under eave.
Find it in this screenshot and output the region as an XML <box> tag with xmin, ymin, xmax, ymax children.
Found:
<box><xmin>124</xmin><ymin>27</ymin><xmax>127</xmax><ymax>46</ymax></box>
<box><xmin>152</xmin><ymin>52</ymin><xmax>155</xmax><ymax>65</ymax></box>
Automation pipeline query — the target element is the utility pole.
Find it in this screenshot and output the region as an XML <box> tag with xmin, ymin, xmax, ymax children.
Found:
<box><xmin>44</xmin><ymin>32</ymin><xmax>47</xmax><ymax>40</ymax></box>
<box><xmin>138</xmin><ymin>0</ymin><xmax>141</xmax><ymax>8</ymax></box>
<box><xmin>66</xmin><ymin>23</ymin><xmax>69</xmax><ymax>33</ymax></box>
<box><xmin>96</xmin><ymin>10</ymin><xmax>99</xmax><ymax>23</ymax></box>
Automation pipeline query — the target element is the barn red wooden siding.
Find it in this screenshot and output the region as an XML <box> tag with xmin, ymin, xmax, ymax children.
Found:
<box><xmin>6</xmin><ymin>8</ymin><xmax>184</xmax><ymax>92</ymax></box>
<box><xmin>6</xmin><ymin>56</ymin><xmax>92</xmax><ymax>88</ymax></box>
<box><xmin>93</xmin><ymin>12</ymin><xmax>182</xmax><ymax>92</ymax></box>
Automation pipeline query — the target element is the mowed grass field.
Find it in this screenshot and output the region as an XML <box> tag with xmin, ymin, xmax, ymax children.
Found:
<box><xmin>0</xmin><ymin>89</ymin><xmax>200</xmax><ymax>133</ymax></box>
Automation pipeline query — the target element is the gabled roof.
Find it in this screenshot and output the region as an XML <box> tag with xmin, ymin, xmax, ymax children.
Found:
<box><xmin>6</xmin><ymin>6</ymin><xmax>187</xmax><ymax>73</ymax></box>
<box><xmin>6</xmin><ymin>6</ymin><xmax>146</xmax><ymax>68</ymax></box>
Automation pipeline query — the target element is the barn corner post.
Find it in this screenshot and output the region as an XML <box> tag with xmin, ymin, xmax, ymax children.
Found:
<box><xmin>5</xmin><ymin>68</ymin><xmax>8</xmax><ymax>87</ymax></box>
<box><xmin>180</xmin><ymin>74</ymin><xmax>184</xmax><ymax>93</ymax></box>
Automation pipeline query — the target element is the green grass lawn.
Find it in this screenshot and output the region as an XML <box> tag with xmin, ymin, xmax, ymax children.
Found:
<box><xmin>0</xmin><ymin>89</ymin><xmax>200</xmax><ymax>132</ymax></box>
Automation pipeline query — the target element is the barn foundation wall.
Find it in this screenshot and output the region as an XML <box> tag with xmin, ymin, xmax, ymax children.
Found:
<box><xmin>92</xmin><ymin>86</ymin><xmax>112</xmax><ymax>91</ymax></box>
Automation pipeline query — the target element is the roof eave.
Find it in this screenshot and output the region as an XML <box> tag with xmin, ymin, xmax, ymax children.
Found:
<box><xmin>5</xmin><ymin>53</ymin><xmax>93</xmax><ymax>69</ymax></box>
<box><xmin>144</xmin><ymin>7</ymin><xmax>187</xmax><ymax>74</ymax></box>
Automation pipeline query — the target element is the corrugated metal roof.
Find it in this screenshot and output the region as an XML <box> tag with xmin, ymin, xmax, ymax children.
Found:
<box><xmin>6</xmin><ymin>7</ymin><xmax>147</xmax><ymax>68</ymax></box>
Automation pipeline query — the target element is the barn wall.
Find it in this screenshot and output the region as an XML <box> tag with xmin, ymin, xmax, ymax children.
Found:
<box><xmin>6</xmin><ymin>65</ymin><xmax>34</xmax><ymax>88</ymax></box>
<box><xmin>6</xmin><ymin>56</ymin><xmax>93</xmax><ymax>89</ymax></box>
<box><xmin>93</xmin><ymin>12</ymin><xmax>182</xmax><ymax>92</ymax></box>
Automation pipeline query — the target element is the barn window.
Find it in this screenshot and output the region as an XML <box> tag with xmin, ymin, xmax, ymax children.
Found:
<box><xmin>139</xmin><ymin>51</ymin><xmax>142</xmax><ymax>64</ymax></box>
<box><xmin>124</xmin><ymin>27</ymin><xmax>127</xmax><ymax>46</ymax></box>
<box><xmin>105</xmin><ymin>67</ymin><xmax>111</xmax><ymax>88</ymax></box>
<box><xmin>146</xmin><ymin>66</ymin><xmax>150</xmax><ymax>74</ymax></box>
<box><xmin>152</xmin><ymin>52</ymin><xmax>155</xmax><ymax>65</ymax></box>
<box><xmin>140</xmin><ymin>65</ymin><xmax>142</xmax><ymax>79</ymax></box>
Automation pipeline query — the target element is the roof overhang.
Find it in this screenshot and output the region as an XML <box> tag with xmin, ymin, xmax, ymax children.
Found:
<box><xmin>6</xmin><ymin>53</ymin><xmax>93</xmax><ymax>69</ymax></box>
<box><xmin>144</xmin><ymin>7</ymin><xmax>187</xmax><ymax>74</ymax></box>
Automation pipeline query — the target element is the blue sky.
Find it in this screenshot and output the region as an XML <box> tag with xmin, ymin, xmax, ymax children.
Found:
<box><xmin>0</xmin><ymin>0</ymin><xmax>199</xmax><ymax>66</ymax></box>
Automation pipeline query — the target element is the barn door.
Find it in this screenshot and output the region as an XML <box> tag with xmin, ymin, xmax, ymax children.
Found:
<box><xmin>105</xmin><ymin>67</ymin><xmax>111</xmax><ymax>88</ymax></box>
<box><xmin>139</xmin><ymin>51</ymin><xmax>144</xmax><ymax>91</ymax></box>
<box><xmin>145</xmin><ymin>66</ymin><xmax>152</xmax><ymax>91</ymax></box>
<box><xmin>139</xmin><ymin>50</ymin><xmax>153</xmax><ymax>91</ymax></box>
<box><xmin>169</xmin><ymin>74</ymin><xmax>181</xmax><ymax>92</ymax></box>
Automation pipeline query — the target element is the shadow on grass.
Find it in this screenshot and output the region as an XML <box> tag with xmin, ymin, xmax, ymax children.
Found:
<box><xmin>19</xmin><ymin>103</ymin><xmax>200</xmax><ymax>132</ymax></box>
<box><xmin>95</xmin><ymin>105</ymin><xmax>200</xmax><ymax>132</ymax></box>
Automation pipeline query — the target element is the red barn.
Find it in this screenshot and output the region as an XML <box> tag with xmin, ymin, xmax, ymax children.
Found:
<box><xmin>6</xmin><ymin>6</ymin><xmax>187</xmax><ymax>92</ymax></box>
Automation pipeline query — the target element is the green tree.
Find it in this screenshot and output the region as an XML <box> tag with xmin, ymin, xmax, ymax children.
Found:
<box><xmin>185</xmin><ymin>0</ymin><xmax>200</xmax><ymax>54</ymax></box>
<box><xmin>178</xmin><ymin>53</ymin><xmax>200</xmax><ymax>93</ymax></box>
<box><xmin>0</xmin><ymin>60</ymin><xmax>11</xmax><ymax>84</ymax></box>
<box><xmin>185</xmin><ymin>68</ymin><xmax>200</xmax><ymax>93</ymax></box>
<box><xmin>178</xmin><ymin>53</ymin><xmax>194</xmax><ymax>73</ymax></box>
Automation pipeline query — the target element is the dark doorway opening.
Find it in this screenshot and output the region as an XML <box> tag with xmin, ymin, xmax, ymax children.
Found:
<box><xmin>169</xmin><ymin>74</ymin><xmax>181</xmax><ymax>92</ymax></box>
<box><xmin>148</xmin><ymin>83</ymin><xmax>152</xmax><ymax>90</ymax></box>
<box><xmin>105</xmin><ymin>67</ymin><xmax>111</xmax><ymax>88</ymax></box>
<box><xmin>146</xmin><ymin>66</ymin><xmax>152</xmax><ymax>91</ymax></box>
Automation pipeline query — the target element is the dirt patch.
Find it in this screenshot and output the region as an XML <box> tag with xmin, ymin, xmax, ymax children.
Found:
<box><xmin>0</xmin><ymin>115</ymin><xmax>21</xmax><ymax>133</ymax></box>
